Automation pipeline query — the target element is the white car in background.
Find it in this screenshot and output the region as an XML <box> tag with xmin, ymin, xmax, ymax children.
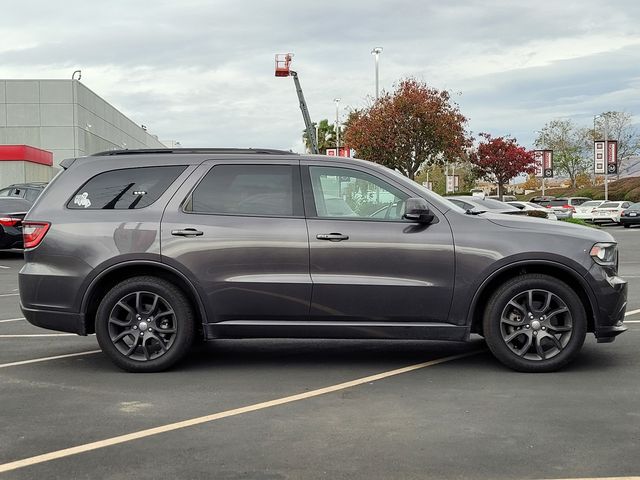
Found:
<box><xmin>507</xmin><ymin>201</ymin><xmax>558</xmax><ymax>220</ymax></box>
<box><xmin>591</xmin><ymin>201</ymin><xmax>633</xmax><ymax>224</ymax></box>
<box><xmin>573</xmin><ymin>200</ymin><xmax>605</xmax><ymax>221</ymax></box>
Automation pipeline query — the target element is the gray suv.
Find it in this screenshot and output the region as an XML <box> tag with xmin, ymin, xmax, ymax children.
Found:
<box><xmin>19</xmin><ymin>149</ymin><xmax>628</xmax><ymax>372</ymax></box>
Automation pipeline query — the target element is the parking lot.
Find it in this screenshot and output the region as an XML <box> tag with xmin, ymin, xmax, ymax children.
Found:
<box><xmin>0</xmin><ymin>226</ymin><xmax>639</xmax><ymax>480</ymax></box>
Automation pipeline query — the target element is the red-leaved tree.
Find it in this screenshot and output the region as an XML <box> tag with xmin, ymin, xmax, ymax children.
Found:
<box><xmin>469</xmin><ymin>133</ymin><xmax>535</xmax><ymax>199</ymax></box>
<box><xmin>344</xmin><ymin>78</ymin><xmax>470</xmax><ymax>180</ymax></box>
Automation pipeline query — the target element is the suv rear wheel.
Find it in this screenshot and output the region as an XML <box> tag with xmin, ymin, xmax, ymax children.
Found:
<box><xmin>95</xmin><ymin>276</ymin><xmax>195</xmax><ymax>372</ymax></box>
<box><xmin>483</xmin><ymin>274</ymin><xmax>587</xmax><ymax>372</ymax></box>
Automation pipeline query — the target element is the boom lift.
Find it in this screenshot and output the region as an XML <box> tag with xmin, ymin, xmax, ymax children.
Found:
<box><xmin>275</xmin><ymin>53</ymin><xmax>319</xmax><ymax>154</ymax></box>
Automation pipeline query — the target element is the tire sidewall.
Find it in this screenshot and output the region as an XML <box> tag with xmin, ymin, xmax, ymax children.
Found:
<box><xmin>95</xmin><ymin>277</ymin><xmax>195</xmax><ymax>372</ymax></box>
<box><xmin>483</xmin><ymin>274</ymin><xmax>587</xmax><ymax>372</ymax></box>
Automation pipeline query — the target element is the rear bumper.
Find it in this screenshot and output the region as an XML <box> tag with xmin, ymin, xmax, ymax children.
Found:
<box><xmin>20</xmin><ymin>303</ymin><xmax>86</xmax><ymax>335</ymax></box>
<box><xmin>620</xmin><ymin>217</ymin><xmax>640</xmax><ymax>225</ymax></box>
<box><xmin>0</xmin><ymin>226</ymin><xmax>23</xmax><ymax>249</ymax></box>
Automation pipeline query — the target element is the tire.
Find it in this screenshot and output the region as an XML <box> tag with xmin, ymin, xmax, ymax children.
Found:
<box><xmin>95</xmin><ymin>276</ymin><xmax>195</xmax><ymax>372</ymax></box>
<box><xmin>483</xmin><ymin>274</ymin><xmax>587</xmax><ymax>373</ymax></box>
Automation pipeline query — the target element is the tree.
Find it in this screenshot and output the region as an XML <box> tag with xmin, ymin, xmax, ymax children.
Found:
<box><xmin>588</xmin><ymin>111</ymin><xmax>640</xmax><ymax>179</ymax></box>
<box><xmin>535</xmin><ymin>119</ymin><xmax>589</xmax><ymax>187</ymax></box>
<box><xmin>521</xmin><ymin>174</ymin><xmax>541</xmax><ymax>192</ymax></box>
<box><xmin>469</xmin><ymin>133</ymin><xmax>535</xmax><ymax>200</ymax></box>
<box><xmin>343</xmin><ymin>78</ymin><xmax>470</xmax><ymax>180</ymax></box>
<box><xmin>302</xmin><ymin>119</ymin><xmax>338</xmax><ymax>154</ymax></box>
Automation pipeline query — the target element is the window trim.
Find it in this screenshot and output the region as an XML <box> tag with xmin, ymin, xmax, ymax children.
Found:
<box><xmin>180</xmin><ymin>163</ymin><xmax>305</xmax><ymax>219</ymax></box>
<box><xmin>65</xmin><ymin>165</ymin><xmax>188</xmax><ymax>211</ymax></box>
<box><xmin>301</xmin><ymin>164</ymin><xmax>417</xmax><ymax>223</ymax></box>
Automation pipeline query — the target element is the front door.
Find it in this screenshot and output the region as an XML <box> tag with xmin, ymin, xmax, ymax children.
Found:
<box><xmin>161</xmin><ymin>160</ymin><xmax>311</xmax><ymax>324</ymax></box>
<box><xmin>302</xmin><ymin>162</ymin><xmax>455</xmax><ymax>323</ymax></box>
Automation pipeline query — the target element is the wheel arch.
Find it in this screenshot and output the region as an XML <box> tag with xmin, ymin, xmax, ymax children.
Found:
<box><xmin>81</xmin><ymin>261</ymin><xmax>207</xmax><ymax>336</ymax></box>
<box><xmin>468</xmin><ymin>261</ymin><xmax>597</xmax><ymax>335</ymax></box>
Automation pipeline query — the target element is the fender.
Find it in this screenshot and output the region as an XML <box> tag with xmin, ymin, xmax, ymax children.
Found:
<box><xmin>465</xmin><ymin>258</ymin><xmax>598</xmax><ymax>328</ymax></box>
<box><xmin>80</xmin><ymin>259</ymin><xmax>208</xmax><ymax>328</ymax></box>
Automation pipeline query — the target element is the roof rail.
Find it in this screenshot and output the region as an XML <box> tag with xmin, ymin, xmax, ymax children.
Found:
<box><xmin>90</xmin><ymin>148</ymin><xmax>296</xmax><ymax>157</ymax></box>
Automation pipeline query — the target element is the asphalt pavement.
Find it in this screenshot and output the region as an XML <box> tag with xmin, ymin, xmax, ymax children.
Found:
<box><xmin>0</xmin><ymin>226</ymin><xmax>639</xmax><ymax>480</ymax></box>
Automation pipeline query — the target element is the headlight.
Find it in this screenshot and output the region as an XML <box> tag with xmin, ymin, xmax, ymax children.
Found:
<box><xmin>590</xmin><ymin>242</ymin><xmax>617</xmax><ymax>266</ymax></box>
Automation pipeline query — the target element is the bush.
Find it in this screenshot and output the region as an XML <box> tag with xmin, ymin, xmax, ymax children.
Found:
<box><xmin>560</xmin><ymin>218</ymin><xmax>600</xmax><ymax>228</ymax></box>
<box><xmin>526</xmin><ymin>210</ymin><xmax>548</xmax><ymax>219</ymax></box>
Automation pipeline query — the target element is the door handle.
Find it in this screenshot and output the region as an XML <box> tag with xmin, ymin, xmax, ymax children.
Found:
<box><xmin>171</xmin><ymin>228</ymin><xmax>204</xmax><ymax>237</ymax></box>
<box><xmin>316</xmin><ymin>233</ymin><xmax>349</xmax><ymax>241</ymax></box>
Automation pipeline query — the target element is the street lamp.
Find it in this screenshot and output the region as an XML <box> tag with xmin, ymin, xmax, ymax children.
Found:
<box><xmin>334</xmin><ymin>98</ymin><xmax>341</xmax><ymax>155</ymax></box>
<box><xmin>594</xmin><ymin>113</ymin><xmax>610</xmax><ymax>201</ymax></box>
<box><xmin>371</xmin><ymin>47</ymin><xmax>383</xmax><ymax>100</ymax></box>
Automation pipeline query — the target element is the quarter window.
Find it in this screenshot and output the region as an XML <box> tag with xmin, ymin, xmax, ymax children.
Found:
<box><xmin>309</xmin><ymin>166</ymin><xmax>408</xmax><ymax>220</ymax></box>
<box><xmin>68</xmin><ymin>166</ymin><xmax>186</xmax><ymax>210</ymax></box>
<box><xmin>185</xmin><ymin>164</ymin><xmax>300</xmax><ymax>217</ymax></box>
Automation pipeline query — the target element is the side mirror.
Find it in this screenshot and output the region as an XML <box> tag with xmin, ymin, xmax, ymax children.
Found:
<box><xmin>403</xmin><ymin>198</ymin><xmax>435</xmax><ymax>224</ymax></box>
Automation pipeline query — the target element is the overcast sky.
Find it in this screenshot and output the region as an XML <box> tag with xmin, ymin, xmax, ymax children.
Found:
<box><xmin>2</xmin><ymin>0</ymin><xmax>639</xmax><ymax>152</ymax></box>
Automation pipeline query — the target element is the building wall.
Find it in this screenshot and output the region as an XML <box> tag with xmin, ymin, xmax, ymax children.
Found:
<box><xmin>0</xmin><ymin>79</ymin><xmax>166</xmax><ymax>181</ymax></box>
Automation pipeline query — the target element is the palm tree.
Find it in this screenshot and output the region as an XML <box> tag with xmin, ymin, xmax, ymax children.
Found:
<box><xmin>302</xmin><ymin>119</ymin><xmax>340</xmax><ymax>154</ymax></box>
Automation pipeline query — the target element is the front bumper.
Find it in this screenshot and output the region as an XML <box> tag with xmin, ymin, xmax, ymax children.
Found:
<box><xmin>585</xmin><ymin>265</ymin><xmax>628</xmax><ymax>342</ymax></box>
<box><xmin>20</xmin><ymin>303</ymin><xmax>87</xmax><ymax>335</ymax></box>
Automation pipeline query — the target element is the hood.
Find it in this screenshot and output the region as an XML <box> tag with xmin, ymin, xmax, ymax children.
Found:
<box><xmin>481</xmin><ymin>212</ymin><xmax>615</xmax><ymax>243</ymax></box>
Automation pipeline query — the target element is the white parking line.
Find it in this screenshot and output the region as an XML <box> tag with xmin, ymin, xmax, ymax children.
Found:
<box><xmin>625</xmin><ymin>308</ymin><xmax>640</xmax><ymax>317</ymax></box>
<box><xmin>0</xmin><ymin>265</ymin><xmax>10</xmax><ymax>269</ymax></box>
<box><xmin>0</xmin><ymin>350</ymin><xmax>101</xmax><ymax>369</ymax></box>
<box><xmin>0</xmin><ymin>334</ymin><xmax>79</xmax><ymax>338</ymax></box>
<box><xmin>0</xmin><ymin>350</ymin><xmax>482</xmax><ymax>473</ymax></box>
<box><xmin>0</xmin><ymin>293</ymin><xmax>19</xmax><ymax>297</ymax></box>
<box><xmin>0</xmin><ymin>317</ymin><xmax>25</xmax><ymax>323</ymax></box>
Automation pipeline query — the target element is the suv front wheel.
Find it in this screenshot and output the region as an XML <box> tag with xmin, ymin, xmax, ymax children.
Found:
<box><xmin>95</xmin><ymin>276</ymin><xmax>195</xmax><ymax>372</ymax></box>
<box><xmin>483</xmin><ymin>274</ymin><xmax>587</xmax><ymax>372</ymax></box>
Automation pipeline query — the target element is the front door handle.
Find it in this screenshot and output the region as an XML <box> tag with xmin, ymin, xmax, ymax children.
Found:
<box><xmin>171</xmin><ymin>228</ymin><xmax>204</xmax><ymax>237</ymax></box>
<box><xmin>316</xmin><ymin>233</ymin><xmax>349</xmax><ymax>241</ymax></box>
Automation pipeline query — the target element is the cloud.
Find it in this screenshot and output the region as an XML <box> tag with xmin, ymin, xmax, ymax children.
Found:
<box><xmin>1</xmin><ymin>0</ymin><xmax>639</xmax><ymax>153</ymax></box>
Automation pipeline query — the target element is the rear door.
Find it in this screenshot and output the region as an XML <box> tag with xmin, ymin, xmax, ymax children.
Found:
<box><xmin>160</xmin><ymin>159</ymin><xmax>311</xmax><ymax>324</ymax></box>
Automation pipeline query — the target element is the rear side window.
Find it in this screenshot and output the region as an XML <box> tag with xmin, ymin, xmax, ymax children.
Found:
<box><xmin>184</xmin><ymin>164</ymin><xmax>301</xmax><ymax>217</ymax></box>
<box><xmin>68</xmin><ymin>166</ymin><xmax>186</xmax><ymax>210</ymax></box>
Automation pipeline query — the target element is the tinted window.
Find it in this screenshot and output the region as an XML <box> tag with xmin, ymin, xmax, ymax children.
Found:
<box><xmin>186</xmin><ymin>164</ymin><xmax>299</xmax><ymax>216</ymax></box>
<box><xmin>68</xmin><ymin>166</ymin><xmax>186</xmax><ymax>210</ymax></box>
<box><xmin>550</xmin><ymin>200</ymin><xmax>568</xmax><ymax>207</ymax></box>
<box><xmin>630</xmin><ymin>203</ymin><xmax>640</xmax><ymax>209</ymax></box>
<box><xmin>0</xmin><ymin>187</ymin><xmax>21</xmax><ymax>198</ymax></box>
<box><xmin>570</xmin><ymin>198</ymin><xmax>589</xmax><ymax>206</ymax></box>
<box><xmin>599</xmin><ymin>203</ymin><xmax>620</xmax><ymax>209</ymax></box>
<box><xmin>309</xmin><ymin>166</ymin><xmax>408</xmax><ymax>219</ymax></box>
<box><xmin>24</xmin><ymin>188</ymin><xmax>41</xmax><ymax>202</ymax></box>
<box><xmin>581</xmin><ymin>201</ymin><xmax>602</xmax><ymax>207</ymax></box>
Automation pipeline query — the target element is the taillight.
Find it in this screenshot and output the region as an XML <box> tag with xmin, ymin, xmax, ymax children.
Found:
<box><xmin>22</xmin><ymin>222</ymin><xmax>50</xmax><ymax>249</ymax></box>
<box><xmin>0</xmin><ymin>217</ymin><xmax>21</xmax><ymax>227</ymax></box>
<box><xmin>563</xmin><ymin>204</ymin><xmax>575</xmax><ymax>212</ymax></box>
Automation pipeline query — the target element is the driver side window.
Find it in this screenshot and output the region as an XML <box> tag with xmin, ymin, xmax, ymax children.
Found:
<box><xmin>309</xmin><ymin>166</ymin><xmax>408</xmax><ymax>220</ymax></box>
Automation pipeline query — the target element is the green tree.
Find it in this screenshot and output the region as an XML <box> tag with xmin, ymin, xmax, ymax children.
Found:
<box><xmin>535</xmin><ymin>119</ymin><xmax>589</xmax><ymax>188</ymax></box>
<box><xmin>302</xmin><ymin>119</ymin><xmax>339</xmax><ymax>154</ymax></box>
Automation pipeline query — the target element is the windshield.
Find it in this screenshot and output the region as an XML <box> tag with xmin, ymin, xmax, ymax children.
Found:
<box><xmin>599</xmin><ymin>202</ymin><xmax>620</xmax><ymax>209</ymax></box>
<box><xmin>581</xmin><ymin>201</ymin><xmax>602</xmax><ymax>207</ymax></box>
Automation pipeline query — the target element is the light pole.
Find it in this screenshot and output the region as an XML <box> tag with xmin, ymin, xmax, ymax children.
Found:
<box><xmin>371</xmin><ymin>47</ymin><xmax>383</xmax><ymax>100</ymax></box>
<box><xmin>334</xmin><ymin>98</ymin><xmax>341</xmax><ymax>155</ymax></box>
<box><xmin>594</xmin><ymin>113</ymin><xmax>610</xmax><ymax>201</ymax></box>
<box><xmin>534</xmin><ymin>130</ymin><xmax>546</xmax><ymax>196</ymax></box>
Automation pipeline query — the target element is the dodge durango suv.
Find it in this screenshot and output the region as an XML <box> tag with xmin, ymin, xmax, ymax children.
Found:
<box><xmin>19</xmin><ymin>149</ymin><xmax>628</xmax><ymax>372</ymax></box>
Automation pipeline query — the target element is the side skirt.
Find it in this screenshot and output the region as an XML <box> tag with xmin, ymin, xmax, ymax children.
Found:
<box><xmin>205</xmin><ymin>321</ymin><xmax>470</xmax><ymax>342</ymax></box>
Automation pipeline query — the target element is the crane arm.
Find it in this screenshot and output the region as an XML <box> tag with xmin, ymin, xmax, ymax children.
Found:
<box><xmin>290</xmin><ymin>70</ymin><xmax>319</xmax><ymax>154</ymax></box>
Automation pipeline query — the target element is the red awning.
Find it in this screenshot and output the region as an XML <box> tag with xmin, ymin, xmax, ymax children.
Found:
<box><xmin>0</xmin><ymin>145</ymin><xmax>53</xmax><ymax>166</ymax></box>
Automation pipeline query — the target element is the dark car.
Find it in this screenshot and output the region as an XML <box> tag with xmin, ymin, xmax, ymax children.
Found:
<box><xmin>0</xmin><ymin>197</ymin><xmax>32</xmax><ymax>249</ymax></box>
<box><xmin>0</xmin><ymin>182</ymin><xmax>47</xmax><ymax>203</ymax></box>
<box><xmin>19</xmin><ymin>149</ymin><xmax>627</xmax><ymax>373</ymax></box>
<box><xmin>620</xmin><ymin>202</ymin><xmax>640</xmax><ymax>228</ymax></box>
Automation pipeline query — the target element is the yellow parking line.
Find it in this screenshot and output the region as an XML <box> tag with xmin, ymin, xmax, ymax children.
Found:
<box><xmin>0</xmin><ymin>350</ymin><xmax>482</xmax><ymax>474</ymax></box>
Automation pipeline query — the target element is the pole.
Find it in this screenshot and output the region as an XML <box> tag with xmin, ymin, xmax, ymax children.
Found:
<box><xmin>371</xmin><ymin>47</ymin><xmax>383</xmax><ymax>100</ymax></box>
<box><xmin>334</xmin><ymin>98</ymin><xmax>340</xmax><ymax>155</ymax></box>
<box><xmin>604</xmin><ymin>114</ymin><xmax>609</xmax><ymax>201</ymax></box>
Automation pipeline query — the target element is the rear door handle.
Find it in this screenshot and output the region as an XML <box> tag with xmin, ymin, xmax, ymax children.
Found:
<box><xmin>171</xmin><ymin>228</ymin><xmax>204</xmax><ymax>237</ymax></box>
<box><xmin>316</xmin><ymin>233</ymin><xmax>349</xmax><ymax>241</ymax></box>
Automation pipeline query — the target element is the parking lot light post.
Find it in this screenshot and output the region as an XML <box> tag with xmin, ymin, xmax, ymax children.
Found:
<box><xmin>334</xmin><ymin>98</ymin><xmax>341</xmax><ymax>154</ymax></box>
<box><xmin>604</xmin><ymin>114</ymin><xmax>609</xmax><ymax>201</ymax></box>
<box><xmin>371</xmin><ymin>47</ymin><xmax>383</xmax><ymax>100</ymax></box>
